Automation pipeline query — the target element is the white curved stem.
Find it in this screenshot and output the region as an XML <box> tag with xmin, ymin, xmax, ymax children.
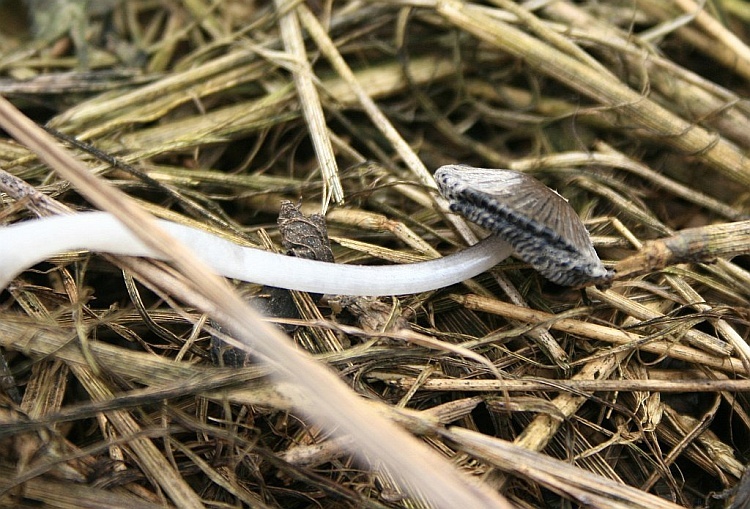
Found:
<box><xmin>0</xmin><ymin>212</ymin><xmax>512</xmax><ymax>296</ymax></box>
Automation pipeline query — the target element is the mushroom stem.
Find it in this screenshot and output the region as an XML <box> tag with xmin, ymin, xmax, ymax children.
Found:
<box><xmin>0</xmin><ymin>211</ymin><xmax>512</xmax><ymax>296</ymax></box>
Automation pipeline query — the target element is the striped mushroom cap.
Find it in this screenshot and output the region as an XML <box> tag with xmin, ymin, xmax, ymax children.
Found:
<box><xmin>435</xmin><ymin>165</ymin><xmax>613</xmax><ymax>287</ymax></box>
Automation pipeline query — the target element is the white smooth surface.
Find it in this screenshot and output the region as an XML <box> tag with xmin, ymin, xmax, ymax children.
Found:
<box><xmin>0</xmin><ymin>212</ymin><xmax>512</xmax><ymax>296</ymax></box>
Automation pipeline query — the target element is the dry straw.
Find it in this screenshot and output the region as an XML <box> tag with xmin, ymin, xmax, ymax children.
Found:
<box><xmin>1</xmin><ymin>1</ymin><xmax>749</xmax><ymax>508</ymax></box>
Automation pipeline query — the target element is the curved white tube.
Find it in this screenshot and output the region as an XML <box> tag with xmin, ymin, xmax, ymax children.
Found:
<box><xmin>0</xmin><ymin>212</ymin><xmax>512</xmax><ymax>296</ymax></box>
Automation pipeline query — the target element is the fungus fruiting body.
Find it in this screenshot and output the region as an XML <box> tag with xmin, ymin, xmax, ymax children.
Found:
<box><xmin>0</xmin><ymin>166</ymin><xmax>610</xmax><ymax>294</ymax></box>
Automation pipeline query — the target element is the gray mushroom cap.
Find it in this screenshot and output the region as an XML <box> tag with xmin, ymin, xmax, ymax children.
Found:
<box><xmin>435</xmin><ymin>165</ymin><xmax>613</xmax><ymax>287</ymax></box>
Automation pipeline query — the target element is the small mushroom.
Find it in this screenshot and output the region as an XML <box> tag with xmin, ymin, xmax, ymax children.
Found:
<box><xmin>435</xmin><ymin>164</ymin><xmax>613</xmax><ymax>287</ymax></box>
<box><xmin>0</xmin><ymin>166</ymin><xmax>611</xmax><ymax>294</ymax></box>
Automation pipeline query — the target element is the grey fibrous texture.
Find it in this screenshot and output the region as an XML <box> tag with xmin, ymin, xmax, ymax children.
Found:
<box><xmin>435</xmin><ymin>165</ymin><xmax>613</xmax><ymax>287</ymax></box>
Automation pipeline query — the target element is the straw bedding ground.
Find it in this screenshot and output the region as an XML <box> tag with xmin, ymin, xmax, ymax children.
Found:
<box><xmin>0</xmin><ymin>1</ymin><xmax>749</xmax><ymax>508</ymax></box>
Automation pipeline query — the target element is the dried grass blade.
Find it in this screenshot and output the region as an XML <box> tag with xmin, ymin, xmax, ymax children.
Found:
<box><xmin>453</xmin><ymin>294</ymin><xmax>747</xmax><ymax>375</ymax></box>
<box><xmin>443</xmin><ymin>427</ymin><xmax>685</xmax><ymax>509</ymax></box>
<box><xmin>67</xmin><ymin>363</ymin><xmax>205</xmax><ymax>508</ymax></box>
<box><xmin>275</xmin><ymin>0</ymin><xmax>344</xmax><ymax>207</ymax></box>
<box><xmin>673</xmin><ymin>0</ymin><xmax>750</xmax><ymax>74</ymax></box>
<box><xmin>296</xmin><ymin>5</ymin><xmax>480</xmax><ymax>244</ymax></box>
<box><xmin>436</xmin><ymin>0</ymin><xmax>750</xmax><ymax>188</ymax></box>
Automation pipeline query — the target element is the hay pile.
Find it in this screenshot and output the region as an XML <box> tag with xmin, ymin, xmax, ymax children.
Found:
<box><xmin>0</xmin><ymin>1</ymin><xmax>749</xmax><ymax>507</ymax></box>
